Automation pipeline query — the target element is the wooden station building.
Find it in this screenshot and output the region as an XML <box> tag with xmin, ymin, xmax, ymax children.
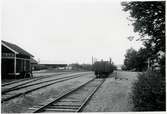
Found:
<box><xmin>1</xmin><ymin>40</ymin><xmax>35</xmax><ymax>79</ymax></box>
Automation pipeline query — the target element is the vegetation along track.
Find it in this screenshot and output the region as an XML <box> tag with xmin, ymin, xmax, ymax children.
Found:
<box><xmin>2</xmin><ymin>72</ymin><xmax>71</xmax><ymax>87</ymax></box>
<box><xmin>1</xmin><ymin>72</ymin><xmax>91</xmax><ymax>103</ymax></box>
<box><xmin>28</xmin><ymin>78</ymin><xmax>105</xmax><ymax>113</ymax></box>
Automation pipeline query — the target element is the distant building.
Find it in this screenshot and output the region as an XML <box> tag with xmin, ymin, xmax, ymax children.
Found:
<box><xmin>39</xmin><ymin>64</ymin><xmax>67</xmax><ymax>69</ymax></box>
<box><xmin>1</xmin><ymin>40</ymin><xmax>35</xmax><ymax>79</ymax></box>
<box><xmin>66</xmin><ymin>65</ymin><xmax>72</xmax><ymax>70</ymax></box>
<box><xmin>116</xmin><ymin>65</ymin><xmax>122</xmax><ymax>70</ymax></box>
<box><xmin>30</xmin><ymin>58</ymin><xmax>38</xmax><ymax>71</ymax></box>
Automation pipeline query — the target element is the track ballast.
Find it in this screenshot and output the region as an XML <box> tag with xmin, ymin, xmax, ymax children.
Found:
<box><xmin>28</xmin><ymin>78</ymin><xmax>105</xmax><ymax>113</ymax></box>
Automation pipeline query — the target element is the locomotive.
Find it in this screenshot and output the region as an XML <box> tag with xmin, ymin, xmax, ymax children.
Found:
<box><xmin>93</xmin><ymin>59</ymin><xmax>114</xmax><ymax>78</ymax></box>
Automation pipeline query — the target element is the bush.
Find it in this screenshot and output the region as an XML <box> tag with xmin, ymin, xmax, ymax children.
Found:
<box><xmin>132</xmin><ymin>70</ymin><xmax>166</xmax><ymax>111</ymax></box>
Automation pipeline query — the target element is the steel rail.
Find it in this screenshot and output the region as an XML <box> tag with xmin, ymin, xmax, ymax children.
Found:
<box><xmin>2</xmin><ymin>71</ymin><xmax>83</xmax><ymax>87</ymax></box>
<box><xmin>32</xmin><ymin>78</ymin><xmax>96</xmax><ymax>113</ymax></box>
<box><xmin>31</xmin><ymin>78</ymin><xmax>105</xmax><ymax>113</ymax></box>
<box><xmin>2</xmin><ymin>74</ymin><xmax>89</xmax><ymax>103</ymax></box>
<box><xmin>2</xmin><ymin>78</ymin><xmax>33</xmax><ymax>86</ymax></box>
<box><xmin>76</xmin><ymin>79</ymin><xmax>105</xmax><ymax>112</ymax></box>
<box><xmin>2</xmin><ymin>72</ymin><xmax>67</xmax><ymax>87</ymax></box>
<box><xmin>2</xmin><ymin>72</ymin><xmax>90</xmax><ymax>94</ymax></box>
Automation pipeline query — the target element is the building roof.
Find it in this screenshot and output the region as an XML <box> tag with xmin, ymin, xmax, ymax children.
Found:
<box><xmin>31</xmin><ymin>58</ymin><xmax>38</xmax><ymax>64</ymax></box>
<box><xmin>2</xmin><ymin>40</ymin><xmax>34</xmax><ymax>57</ymax></box>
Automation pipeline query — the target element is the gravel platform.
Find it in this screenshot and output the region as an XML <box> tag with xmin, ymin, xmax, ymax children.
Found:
<box><xmin>83</xmin><ymin>71</ymin><xmax>139</xmax><ymax>112</ymax></box>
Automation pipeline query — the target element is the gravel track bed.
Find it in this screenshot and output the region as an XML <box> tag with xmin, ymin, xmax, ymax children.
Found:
<box><xmin>1</xmin><ymin>73</ymin><xmax>94</xmax><ymax>113</ymax></box>
<box><xmin>64</xmin><ymin>79</ymin><xmax>103</xmax><ymax>102</ymax></box>
<box><xmin>2</xmin><ymin>72</ymin><xmax>67</xmax><ymax>88</ymax></box>
<box><xmin>32</xmin><ymin>69</ymin><xmax>78</xmax><ymax>74</ymax></box>
<box><xmin>37</xmin><ymin>78</ymin><xmax>103</xmax><ymax>113</ymax></box>
<box><xmin>2</xmin><ymin>72</ymin><xmax>92</xmax><ymax>102</ymax></box>
<box><xmin>2</xmin><ymin>71</ymin><xmax>69</xmax><ymax>85</ymax></box>
<box><xmin>33</xmin><ymin>71</ymin><xmax>70</xmax><ymax>77</ymax></box>
<box><xmin>2</xmin><ymin>72</ymin><xmax>89</xmax><ymax>91</ymax></box>
<box><xmin>83</xmin><ymin>71</ymin><xmax>138</xmax><ymax>112</ymax></box>
<box><xmin>3</xmin><ymin>75</ymin><xmax>83</xmax><ymax>96</ymax></box>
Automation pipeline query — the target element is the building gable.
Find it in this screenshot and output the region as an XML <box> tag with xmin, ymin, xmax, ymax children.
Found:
<box><xmin>2</xmin><ymin>40</ymin><xmax>34</xmax><ymax>57</ymax></box>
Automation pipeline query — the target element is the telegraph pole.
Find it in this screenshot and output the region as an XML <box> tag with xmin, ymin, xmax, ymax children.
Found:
<box><xmin>109</xmin><ymin>57</ymin><xmax>112</xmax><ymax>64</ymax></box>
<box><xmin>92</xmin><ymin>56</ymin><xmax>94</xmax><ymax>65</ymax></box>
<box><xmin>92</xmin><ymin>56</ymin><xmax>94</xmax><ymax>71</ymax></box>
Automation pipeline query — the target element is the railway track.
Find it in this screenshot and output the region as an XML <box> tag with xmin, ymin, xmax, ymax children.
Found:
<box><xmin>2</xmin><ymin>73</ymin><xmax>92</xmax><ymax>103</ymax></box>
<box><xmin>28</xmin><ymin>78</ymin><xmax>105</xmax><ymax>113</ymax></box>
<box><xmin>2</xmin><ymin>72</ymin><xmax>90</xmax><ymax>94</ymax></box>
<box><xmin>2</xmin><ymin>72</ymin><xmax>73</xmax><ymax>87</ymax></box>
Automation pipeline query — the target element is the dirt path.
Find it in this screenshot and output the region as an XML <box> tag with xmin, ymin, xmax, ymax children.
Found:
<box><xmin>83</xmin><ymin>71</ymin><xmax>138</xmax><ymax>112</ymax></box>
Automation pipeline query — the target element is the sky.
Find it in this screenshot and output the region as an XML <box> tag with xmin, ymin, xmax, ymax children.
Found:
<box><xmin>2</xmin><ymin>0</ymin><xmax>143</xmax><ymax>65</ymax></box>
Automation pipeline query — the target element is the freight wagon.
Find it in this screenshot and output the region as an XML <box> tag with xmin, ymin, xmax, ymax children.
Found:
<box><xmin>93</xmin><ymin>60</ymin><xmax>114</xmax><ymax>78</ymax></box>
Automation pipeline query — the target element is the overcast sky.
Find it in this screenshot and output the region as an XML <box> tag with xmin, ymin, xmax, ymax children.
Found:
<box><xmin>2</xmin><ymin>0</ymin><xmax>143</xmax><ymax>65</ymax></box>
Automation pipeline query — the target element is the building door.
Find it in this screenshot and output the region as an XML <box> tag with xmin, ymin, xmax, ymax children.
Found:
<box><xmin>1</xmin><ymin>59</ymin><xmax>14</xmax><ymax>79</ymax></box>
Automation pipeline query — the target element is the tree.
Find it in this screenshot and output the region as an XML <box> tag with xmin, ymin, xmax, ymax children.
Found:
<box><xmin>121</xmin><ymin>1</ymin><xmax>165</xmax><ymax>111</ymax></box>
<box><xmin>135</xmin><ymin>47</ymin><xmax>150</xmax><ymax>71</ymax></box>
<box><xmin>121</xmin><ymin>65</ymin><xmax>127</xmax><ymax>71</ymax></box>
<box><xmin>123</xmin><ymin>48</ymin><xmax>148</xmax><ymax>71</ymax></box>
<box><xmin>70</xmin><ymin>63</ymin><xmax>93</xmax><ymax>71</ymax></box>
<box><xmin>124</xmin><ymin>48</ymin><xmax>138</xmax><ymax>70</ymax></box>
<box><xmin>122</xmin><ymin>1</ymin><xmax>165</xmax><ymax>54</ymax></box>
<box><xmin>122</xmin><ymin>1</ymin><xmax>165</xmax><ymax>73</ymax></box>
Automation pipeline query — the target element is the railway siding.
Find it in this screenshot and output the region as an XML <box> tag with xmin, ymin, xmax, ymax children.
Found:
<box><xmin>2</xmin><ymin>73</ymin><xmax>92</xmax><ymax>103</ymax></box>
<box><xmin>28</xmin><ymin>78</ymin><xmax>104</xmax><ymax>113</ymax></box>
<box><xmin>2</xmin><ymin>72</ymin><xmax>89</xmax><ymax>89</ymax></box>
<box><xmin>1</xmin><ymin>73</ymin><xmax>94</xmax><ymax>113</ymax></box>
<box><xmin>2</xmin><ymin>72</ymin><xmax>90</xmax><ymax>94</ymax></box>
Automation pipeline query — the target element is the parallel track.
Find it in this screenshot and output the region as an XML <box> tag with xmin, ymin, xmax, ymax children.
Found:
<box><xmin>2</xmin><ymin>72</ymin><xmax>90</xmax><ymax>94</ymax></box>
<box><xmin>2</xmin><ymin>73</ymin><xmax>91</xmax><ymax>103</ymax></box>
<box><xmin>28</xmin><ymin>78</ymin><xmax>105</xmax><ymax>113</ymax></box>
<box><xmin>2</xmin><ymin>72</ymin><xmax>72</xmax><ymax>87</ymax></box>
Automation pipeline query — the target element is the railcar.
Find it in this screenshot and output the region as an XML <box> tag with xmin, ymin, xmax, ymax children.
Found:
<box><xmin>93</xmin><ymin>60</ymin><xmax>114</xmax><ymax>78</ymax></box>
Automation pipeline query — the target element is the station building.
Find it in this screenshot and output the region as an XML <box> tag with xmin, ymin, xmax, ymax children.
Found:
<box><xmin>1</xmin><ymin>40</ymin><xmax>35</xmax><ymax>79</ymax></box>
<box><xmin>31</xmin><ymin>58</ymin><xmax>38</xmax><ymax>70</ymax></box>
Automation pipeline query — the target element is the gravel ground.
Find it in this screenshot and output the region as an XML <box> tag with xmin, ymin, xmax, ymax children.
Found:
<box><xmin>2</xmin><ymin>72</ymin><xmax>89</xmax><ymax>90</ymax></box>
<box><xmin>32</xmin><ymin>71</ymin><xmax>69</xmax><ymax>77</ymax></box>
<box><xmin>83</xmin><ymin>71</ymin><xmax>139</xmax><ymax>112</ymax></box>
<box><xmin>1</xmin><ymin>73</ymin><xmax>94</xmax><ymax>113</ymax></box>
<box><xmin>1</xmin><ymin>72</ymin><xmax>68</xmax><ymax>85</ymax></box>
<box><xmin>2</xmin><ymin>69</ymin><xmax>78</xmax><ymax>84</ymax></box>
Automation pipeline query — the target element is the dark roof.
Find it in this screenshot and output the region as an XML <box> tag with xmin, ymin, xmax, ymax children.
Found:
<box><xmin>31</xmin><ymin>58</ymin><xmax>38</xmax><ymax>64</ymax></box>
<box><xmin>2</xmin><ymin>40</ymin><xmax>34</xmax><ymax>57</ymax></box>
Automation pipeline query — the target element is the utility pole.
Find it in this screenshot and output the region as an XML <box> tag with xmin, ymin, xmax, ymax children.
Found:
<box><xmin>92</xmin><ymin>56</ymin><xmax>94</xmax><ymax>65</ymax></box>
<box><xmin>92</xmin><ymin>56</ymin><xmax>94</xmax><ymax>71</ymax></box>
<box><xmin>109</xmin><ymin>57</ymin><xmax>112</xmax><ymax>64</ymax></box>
